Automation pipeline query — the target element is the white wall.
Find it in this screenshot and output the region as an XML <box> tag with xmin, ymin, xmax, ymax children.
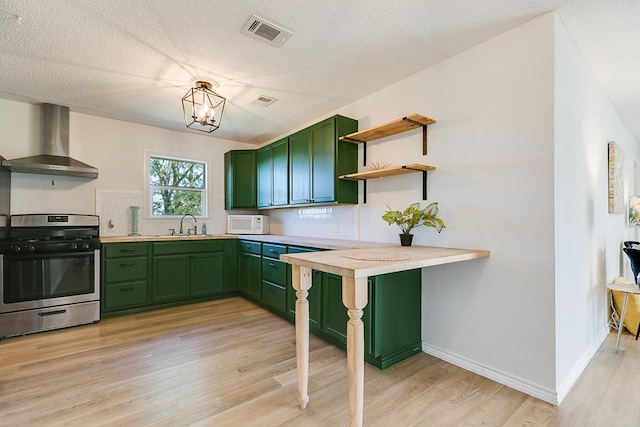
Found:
<box><xmin>553</xmin><ymin>16</ymin><xmax>640</xmax><ymax>400</ymax></box>
<box><xmin>335</xmin><ymin>14</ymin><xmax>557</xmax><ymax>401</ymax></box>
<box><xmin>270</xmin><ymin>12</ymin><xmax>633</xmax><ymax>404</ymax></box>
<box><xmin>0</xmin><ymin>99</ymin><xmax>254</xmax><ymax>235</ymax></box>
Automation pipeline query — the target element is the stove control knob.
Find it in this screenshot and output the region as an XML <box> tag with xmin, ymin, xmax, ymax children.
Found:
<box><xmin>70</xmin><ymin>243</ymin><xmax>79</xmax><ymax>250</ymax></box>
<box><xmin>13</xmin><ymin>245</ymin><xmax>21</xmax><ymax>253</ymax></box>
<box><xmin>28</xmin><ymin>245</ymin><xmax>36</xmax><ymax>252</ymax></box>
<box><xmin>81</xmin><ymin>242</ymin><xmax>90</xmax><ymax>250</ymax></box>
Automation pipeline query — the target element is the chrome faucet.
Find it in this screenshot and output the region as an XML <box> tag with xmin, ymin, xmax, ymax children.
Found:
<box><xmin>179</xmin><ymin>214</ymin><xmax>197</xmax><ymax>235</ymax></box>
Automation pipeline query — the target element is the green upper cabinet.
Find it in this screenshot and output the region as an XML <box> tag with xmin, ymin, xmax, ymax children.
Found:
<box><xmin>289</xmin><ymin>115</ymin><xmax>358</xmax><ymax>206</ymax></box>
<box><xmin>224</xmin><ymin>150</ymin><xmax>257</xmax><ymax>210</ymax></box>
<box><xmin>257</xmin><ymin>138</ymin><xmax>289</xmax><ymax>209</ymax></box>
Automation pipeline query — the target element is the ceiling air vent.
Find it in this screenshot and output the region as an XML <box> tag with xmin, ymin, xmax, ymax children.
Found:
<box><xmin>242</xmin><ymin>14</ymin><xmax>292</xmax><ymax>47</ymax></box>
<box><xmin>251</xmin><ymin>95</ymin><xmax>278</xmax><ymax>106</ymax></box>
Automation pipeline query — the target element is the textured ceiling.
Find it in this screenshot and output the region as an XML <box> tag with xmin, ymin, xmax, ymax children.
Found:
<box><xmin>0</xmin><ymin>1</ymin><xmax>638</xmax><ymax>144</ymax></box>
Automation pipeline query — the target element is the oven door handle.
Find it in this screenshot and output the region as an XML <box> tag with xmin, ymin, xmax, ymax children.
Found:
<box><xmin>37</xmin><ymin>309</ymin><xmax>67</xmax><ymax>317</ymax></box>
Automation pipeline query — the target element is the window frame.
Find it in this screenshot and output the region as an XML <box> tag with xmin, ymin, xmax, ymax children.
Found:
<box><xmin>145</xmin><ymin>152</ymin><xmax>208</xmax><ymax>219</ymax></box>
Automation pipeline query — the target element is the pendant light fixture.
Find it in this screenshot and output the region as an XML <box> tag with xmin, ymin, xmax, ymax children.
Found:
<box><xmin>182</xmin><ymin>77</ymin><xmax>226</xmax><ymax>133</ymax></box>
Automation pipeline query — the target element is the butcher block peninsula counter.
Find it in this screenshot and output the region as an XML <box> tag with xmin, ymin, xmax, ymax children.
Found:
<box><xmin>280</xmin><ymin>245</ymin><xmax>490</xmax><ymax>427</ymax></box>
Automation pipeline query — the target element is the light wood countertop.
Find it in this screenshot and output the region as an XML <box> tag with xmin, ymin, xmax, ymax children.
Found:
<box><xmin>280</xmin><ymin>245</ymin><xmax>490</xmax><ymax>277</ymax></box>
<box><xmin>100</xmin><ymin>234</ymin><xmax>236</xmax><ymax>243</ymax></box>
<box><xmin>232</xmin><ymin>234</ymin><xmax>388</xmax><ymax>250</ymax></box>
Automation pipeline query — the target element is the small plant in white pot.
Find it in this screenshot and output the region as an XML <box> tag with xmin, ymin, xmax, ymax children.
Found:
<box><xmin>382</xmin><ymin>202</ymin><xmax>445</xmax><ymax>246</ymax></box>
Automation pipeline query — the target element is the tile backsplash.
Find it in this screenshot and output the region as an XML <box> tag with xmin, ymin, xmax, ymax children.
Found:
<box><xmin>96</xmin><ymin>189</ymin><xmax>143</xmax><ymax>236</ymax></box>
<box><xmin>264</xmin><ymin>205</ymin><xmax>359</xmax><ymax>240</ymax></box>
<box><xmin>96</xmin><ymin>189</ymin><xmax>220</xmax><ymax>236</ymax></box>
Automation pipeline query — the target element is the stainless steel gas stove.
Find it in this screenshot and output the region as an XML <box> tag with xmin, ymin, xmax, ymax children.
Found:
<box><xmin>0</xmin><ymin>214</ymin><xmax>100</xmax><ymax>338</ymax></box>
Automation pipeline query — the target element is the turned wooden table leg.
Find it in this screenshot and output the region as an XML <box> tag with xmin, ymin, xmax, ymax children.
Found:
<box><xmin>342</xmin><ymin>276</ymin><xmax>368</xmax><ymax>427</ymax></box>
<box><xmin>293</xmin><ymin>265</ymin><xmax>312</xmax><ymax>409</ymax></box>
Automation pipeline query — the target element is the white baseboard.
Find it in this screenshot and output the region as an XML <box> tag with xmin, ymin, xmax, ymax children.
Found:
<box><xmin>555</xmin><ymin>326</ymin><xmax>609</xmax><ymax>404</ymax></box>
<box><xmin>422</xmin><ymin>326</ymin><xmax>609</xmax><ymax>406</ymax></box>
<box><xmin>422</xmin><ymin>342</ymin><xmax>559</xmax><ymax>405</ymax></box>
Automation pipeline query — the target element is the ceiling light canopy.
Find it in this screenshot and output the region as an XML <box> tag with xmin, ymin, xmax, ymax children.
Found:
<box><xmin>181</xmin><ymin>77</ymin><xmax>226</xmax><ymax>133</ymax></box>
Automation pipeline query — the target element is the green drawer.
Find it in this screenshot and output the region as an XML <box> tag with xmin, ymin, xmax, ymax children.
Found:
<box><xmin>152</xmin><ymin>240</ymin><xmax>224</xmax><ymax>255</ymax></box>
<box><xmin>104</xmin><ymin>281</ymin><xmax>148</xmax><ymax>309</ymax></box>
<box><xmin>262</xmin><ymin>281</ymin><xmax>286</xmax><ymax>313</ymax></box>
<box><xmin>238</xmin><ymin>240</ymin><xmax>261</xmax><ymax>254</ymax></box>
<box><xmin>262</xmin><ymin>258</ymin><xmax>286</xmax><ymax>285</ymax></box>
<box><xmin>103</xmin><ymin>242</ymin><xmax>148</xmax><ymax>258</ymax></box>
<box><xmin>105</xmin><ymin>257</ymin><xmax>147</xmax><ymax>282</ymax></box>
<box><xmin>262</xmin><ymin>243</ymin><xmax>286</xmax><ymax>259</ymax></box>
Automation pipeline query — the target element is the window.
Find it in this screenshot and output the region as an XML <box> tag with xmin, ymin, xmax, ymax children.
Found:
<box><xmin>148</xmin><ymin>155</ymin><xmax>207</xmax><ymax>217</ymax></box>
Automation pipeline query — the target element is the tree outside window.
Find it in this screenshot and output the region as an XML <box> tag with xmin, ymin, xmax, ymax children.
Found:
<box><xmin>149</xmin><ymin>156</ymin><xmax>206</xmax><ymax>216</ymax></box>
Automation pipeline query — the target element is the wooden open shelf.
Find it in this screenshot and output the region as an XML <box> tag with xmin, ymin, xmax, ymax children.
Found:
<box><xmin>339</xmin><ymin>114</ymin><xmax>436</xmax><ymax>155</ymax></box>
<box><xmin>339</xmin><ymin>164</ymin><xmax>435</xmax><ymax>181</ymax></box>
<box><xmin>337</xmin><ymin>114</ymin><xmax>437</xmax><ymax>203</ymax></box>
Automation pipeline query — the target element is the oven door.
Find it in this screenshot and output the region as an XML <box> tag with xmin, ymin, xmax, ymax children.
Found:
<box><xmin>0</xmin><ymin>249</ymin><xmax>100</xmax><ymax>313</ymax></box>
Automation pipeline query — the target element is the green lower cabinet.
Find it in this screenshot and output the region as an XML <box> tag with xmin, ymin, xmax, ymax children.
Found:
<box><xmin>238</xmin><ymin>251</ymin><xmax>261</xmax><ymax>300</ymax></box>
<box><xmin>366</xmin><ymin>269</ymin><xmax>422</xmax><ymax>368</ymax></box>
<box><xmin>152</xmin><ymin>241</ymin><xmax>227</xmax><ymax>303</ymax></box>
<box><xmin>102</xmin><ymin>240</ymin><xmax>233</xmax><ymax>317</ymax></box>
<box><xmin>191</xmin><ymin>252</ymin><xmax>224</xmax><ymax>296</ymax></box>
<box><xmin>286</xmin><ymin>246</ymin><xmax>322</xmax><ymax>329</ymax></box>
<box><xmin>103</xmin><ymin>280</ymin><xmax>148</xmax><ymax>310</ymax></box>
<box><xmin>152</xmin><ymin>255</ymin><xmax>191</xmax><ymax>301</ymax></box>
<box><xmin>101</xmin><ymin>242</ymin><xmax>150</xmax><ymax>317</ymax></box>
<box><xmin>320</xmin><ymin>272</ymin><xmax>349</xmax><ymax>343</ymax></box>
<box><xmin>284</xmin><ymin>252</ymin><xmax>422</xmax><ymax>370</ymax></box>
<box><xmin>261</xmin><ymin>281</ymin><xmax>286</xmax><ymax>313</ymax></box>
<box><xmin>223</xmin><ymin>240</ymin><xmax>238</xmax><ymax>292</ymax></box>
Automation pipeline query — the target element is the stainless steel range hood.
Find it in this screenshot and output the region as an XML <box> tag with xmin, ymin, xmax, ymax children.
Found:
<box><xmin>1</xmin><ymin>104</ymin><xmax>99</xmax><ymax>179</ymax></box>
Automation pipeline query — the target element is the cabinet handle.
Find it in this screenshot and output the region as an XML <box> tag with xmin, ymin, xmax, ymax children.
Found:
<box><xmin>120</xmin><ymin>248</ymin><xmax>135</xmax><ymax>252</ymax></box>
<box><xmin>268</xmin><ymin>262</ymin><xmax>275</xmax><ymax>267</ymax></box>
<box><xmin>120</xmin><ymin>263</ymin><xmax>136</xmax><ymax>267</ymax></box>
<box><xmin>268</xmin><ymin>287</ymin><xmax>275</xmax><ymax>293</ymax></box>
<box><xmin>38</xmin><ymin>309</ymin><xmax>66</xmax><ymax>317</ymax></box>
<box><xmin>269</xmin><ymin>249</ymin><xmax>277</xmax><ymax>253</ymax></box>
<box><xmin>119</xmin><ymin>287</ymin><xmax>135</xmax><ymax>292</ymax></box>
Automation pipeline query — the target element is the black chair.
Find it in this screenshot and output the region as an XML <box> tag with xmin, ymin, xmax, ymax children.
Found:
<box><xmin>624</xmin><ymin>240</ymin><xmax>640</xmax><ymax>249</ymax></box>
<box><xmin>622</xmin><ymin>246</ymin><xmax>640</xmax><ymax>340</ymax></box>
<box><xmin>623</xmin><ymin>247</ymin><xmax>640</xmax><ymax>284</ymax></box>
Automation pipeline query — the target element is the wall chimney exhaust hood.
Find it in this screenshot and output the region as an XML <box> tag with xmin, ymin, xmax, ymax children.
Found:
<box><xmin>1</xmin><ymin>104</ymin><xmax>99</xmax><ymax>179</ymax></box>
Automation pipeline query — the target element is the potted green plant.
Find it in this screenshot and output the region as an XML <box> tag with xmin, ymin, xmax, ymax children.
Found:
<box><xmin>382</xmin><ymin>202</ymin><xmax>446</xmax><ymax>246</ymax></box>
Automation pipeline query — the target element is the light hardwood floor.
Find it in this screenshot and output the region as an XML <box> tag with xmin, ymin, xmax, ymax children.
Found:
<box><xmin>1</xmin><ymin>297</ymin><xmax>638</xmax><ymax>426</ymax></box>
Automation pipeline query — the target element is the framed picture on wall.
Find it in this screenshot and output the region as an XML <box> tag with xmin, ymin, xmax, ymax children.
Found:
<box><xmin>608</xmin><ymin>141</ymin><xmax>624</xmax><ymax>214</ymax></box>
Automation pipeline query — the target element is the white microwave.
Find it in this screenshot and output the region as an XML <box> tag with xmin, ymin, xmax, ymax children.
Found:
<box><xmin>227</xmin><ymin>215</ymin><xmax>270</xmax><ymax>234</ymax></box>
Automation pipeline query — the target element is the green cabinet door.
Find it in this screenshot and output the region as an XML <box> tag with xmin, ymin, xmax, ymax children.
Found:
<box><xmin>224</xmin><ymin>150</ymin><xmax>257</xmax><ymax>209</ymax></box>
<box><xmin>321</xmin><ymin>272</ymin><xmax>347</xmax><ymax>343</ymax></box>
<box><xmin>238</xmin><ymin>251</ymin><xmax>261</xmax><ymax>300</ymax></box>
<box><xmin>101</xmin><ymin>242</ymin><xmax>150</xmax><ymax>317</ymax></box>
<box><xmin>288</xmin><ymin>116</ymin><xmax>358</xmax><ymax>206</ymax></box>
<box><xmin>286</xmin><ymin>246</ymin><xmax>321</xmax><ymax>329</ymax></box>
<box><xmin>257</xmin><ymin>138</ymin><xmax>289</xmax><ymax>209</ymax></box>
<box><xmin>223</xmin><ymin>240</ymin><xmax>238</xmax><ymax>292</ymax></box>
<box><xmin>191</xmin><ymin>252</ymin><xmax>224</xmax><ymax>296</ymax></box>
<box><xmin>289</xmin><ymin>128</ymin><xmax>312</xmax><ymax>205</ymax></box>
<box><xmin>257</xmin><ymin>145</ymin><xmax>273</xmax><ymax>209</ymax></box>
<box><xmin>271</xmin><ymin>138</ymin><xmax>289</xmax><ymax>206</ymax></box>
<box><xmin>321</xmin><ymin>275</ymin><xmax>374</xmax><ymax>353</ymax></box>
<box><xmin>152</xmin><ymin>255</ymin><xmax>191</xmax><ymax>301</ymax></box>
<box><xmin>369</xmin><ymin>269</ymin><xmax>422</xmax><ymax>362</ymax></box>
<box><xmin>309</xmin><ymin>120</ymin><xmax>336</xmax><ymax>203</ymax></box>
